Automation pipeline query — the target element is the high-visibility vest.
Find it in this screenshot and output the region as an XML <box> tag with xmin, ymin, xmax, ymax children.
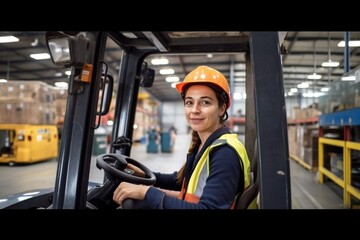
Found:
<box><xmin>178</xmin><ymin>134</ymin><xmax>251</xmax><ymax>207</ymax></box>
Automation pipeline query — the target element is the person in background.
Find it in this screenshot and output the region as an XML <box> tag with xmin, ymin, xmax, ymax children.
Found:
<box><xmin>113</xmin><ymin>65</ymin><xmax>251</xmax><ymax>209</ymax></box>
<box><xmin>169</xmin><ymin>126</ymin><xmax>177</xmax><ymax>152</ymax></box>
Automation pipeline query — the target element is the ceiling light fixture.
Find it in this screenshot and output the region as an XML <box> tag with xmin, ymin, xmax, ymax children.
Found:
<box><xmin>322</xmin><ymin>61</ymin><xmax>339</xmax><ymax>67</ymax></box>
<box><xmin>321</xmin><ymin>87</ymin><xmax>330</xmax><ymax>92</ymax></box>
<box><xmin>30</xmin><ymin>53</ymin><xmax>51</xmax><ymax>60</ymax></box>
<box><xmin>159</xmin><ymin>68</ymin><xmax>174</xmax><ymax>75</ymax></box>
<box><xmin>165</xmin><ymin>76</ymin><xmax>179</xmax><ymax>82</ymax></box>
<box><xmin>307</xmin><ymin>41</ymin><xmax>321</xmax><ymax>80</ymax></box>
<box><xmin>151</xmin><ymin>58</ymin><xmax>169</xmax><ymax>65</ymax></box>
<box><xmin>337</xmin><ymin>40</ymin><xmax>360</xmax><ymax>47</ymax></box>
<box><xmin>297</xmin><ymin>82</ymin><xmax>310</xmax><ymax>88</ymax></box>
<box><xmin>307</xmin><ymin>73</ymin><xmax>322</xmax><ymax>80</ymax></box>
<box><xmin>0</xmin><ymin>36</ymin><xmax>19</xmax><ymax>43</ymax></box>
<box><xmin>322</xmin><ymin>32</ymin><xmax>339</xmax><ymax>68</ymax></box>
<box><xmin>341</xmin><ymin>75</ymin><xmax>355</xmax><ymax>81</ymax></box>
<box><xmin>302</xmin><ymin>92</ymin><xmax>325</xmax><ymax>98</ymax></box>
<box><xmin>55</xmin><ymin>82</ymin><xmax>68</xmax><ymax>88</ymax></box>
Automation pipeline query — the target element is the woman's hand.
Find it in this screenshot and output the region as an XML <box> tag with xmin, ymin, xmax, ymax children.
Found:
<box><xmin>126</xmin><ymin>163</ymin><xmax>146</xmax><ymax>178</ymax></box>
<box><xmin>113</xmin><ymin>182</ymin><xmax>150</xmax><ymax>205</ymax></box>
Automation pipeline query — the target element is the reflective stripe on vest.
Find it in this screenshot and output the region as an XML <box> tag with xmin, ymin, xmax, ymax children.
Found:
<box><xmin>179</xmin><ymin>134</ymin><xmax>251</xmax><ymax>205</ymax></box>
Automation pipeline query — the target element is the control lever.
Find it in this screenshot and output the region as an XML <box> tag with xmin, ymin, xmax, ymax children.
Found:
<box><xmin>112</xmin><ymin>136</ymin><xmax>132</xmax><ymax>150</ymax></box>
<box><xmin>121</xmin><ymin>198</ymin><xmax>135</xmax><ymax>209</ymax></box>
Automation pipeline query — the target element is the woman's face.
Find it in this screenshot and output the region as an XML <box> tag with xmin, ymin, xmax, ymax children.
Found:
<box><xmin>184</xmin><ymin>84</ymin><xmax>226</xmax><ymax>135</ymax></box>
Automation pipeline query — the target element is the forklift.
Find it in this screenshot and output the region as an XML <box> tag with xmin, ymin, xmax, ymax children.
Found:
<box><xmin>0</xmin><ymin>32</ymin><xmax>291</xmax><ymax>209</ymax></box>
<box><xmin>0</xmin><ymin>124</ymin><xmax>58</xmax><ymax>166</ymax></box>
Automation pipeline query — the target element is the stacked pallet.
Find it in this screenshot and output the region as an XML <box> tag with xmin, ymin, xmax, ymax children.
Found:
<box><xmin>0</xmin><ymin>81</ymin><xmax>67</xmax><ymax>125</ymax></box>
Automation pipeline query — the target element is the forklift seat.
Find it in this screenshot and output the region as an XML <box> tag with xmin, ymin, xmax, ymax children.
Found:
<box><xmin>236</xmin><ymin>172</ymin><xmax>259</xmax><ymax>209</ymax></box>
<box><xmin>236</xmin><ymin>140</ymin><xmax>259</xmax><ymax>209</ymax></box>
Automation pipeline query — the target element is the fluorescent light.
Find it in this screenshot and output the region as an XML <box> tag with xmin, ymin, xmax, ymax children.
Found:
<box><xmin>234</xmin><ymin>72</ymin><xmax>245</xmax><ymax>77</ymax></box>
<box><xmin>337</xmin><ymin>40</ymin><xmax>360</xmax><ymax>47</ymax></box>
<box><xmin>302</xmin><ymin>92</ymin><xmax>325</xmax><ymax>98</ymax></box>
<box><xmin>151</xmin><ymin>58</ymin><xmax>169</xmax><ymax>65</ymax></box>
<box><xmin>233</xmin><ymin>92</ymin><xmax>242</xmax><ymax>100</ymax></box>
<box><xmin>0</xmin><ymin>79</ymin><xmax>7</xmax><ymax>83</ymax></box>
<box><xmin>232</xmin><ymin>92</ymin><xmax>246</xmax><ymax>100</ymax></box>
<box><xmin>159</xmin><ymin>68</ymin><xmax>174</xmax><ymax>75</ymax></box>
<box><xmin>321</xmin><ymin>60</ymin><xmax>339</xmax><ymax>67</ymax></box>
<box><xmin>234</xmin><ymin>78</ymin><xmax>245</xmax><ymax>82</ymax></box>
<box><xmin>321</xmin><ymin>87</ymin><xmax>330</xmax><ymax>92</ymax></box>
<box><xmin>297</xmin><ymin>82</ymin><xmax>309</xmax><ymax>88</ymax></box>
<box><xmin>341</xmin><ymin>76</ymin><xmax>355</xmax><ymax>81</ymax></box>
<box><xmin>0</xmin><ymin>36</ymin><xmax>19</xmax><ymax>43</ymax></box>
<box><xmin>55</xmin><ymin>82</ymin><xmax>68</xmax><ymax>88</ymax></box>
<box><xmin>30</xmin><ymin>53</ymin><xmax>51</xmax><ymax>60</ymax></box>
<box><xmin>171</xmin><ymin>82</ymin><xmax>178</xmax><ymax>88</ymax></box>
<box><xmin>165</xmin><ymin>76</ymin><xmax>179</xmax><ymax>82</ymax></box>
<box><xmin>290</xmin><ymin>88</ymin><xmax>298</xmax><ymax>93</ymax></box>
<box><xmin>307</xmin><ymin>73</ymin><xmax>322</xmax><ymax>80</ymax></box>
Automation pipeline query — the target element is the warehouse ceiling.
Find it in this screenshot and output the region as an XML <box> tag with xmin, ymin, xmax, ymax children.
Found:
<box><xmin>1</xmin><ymin>31</ymin><xmax>360</xmax><ymax>102</ymax></box>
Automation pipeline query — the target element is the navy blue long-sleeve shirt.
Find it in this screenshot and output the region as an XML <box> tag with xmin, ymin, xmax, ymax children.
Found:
<box><xmin>142</xmin><ymin>127</ymin><xmax>243</xmax><ymax>209</ymax></box>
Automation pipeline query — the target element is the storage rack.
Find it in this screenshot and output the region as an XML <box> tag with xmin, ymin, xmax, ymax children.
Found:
<box><xmin>318</xmin><ymin>108</ymin><xmax>360</xmax><ymax>208</ymax></box>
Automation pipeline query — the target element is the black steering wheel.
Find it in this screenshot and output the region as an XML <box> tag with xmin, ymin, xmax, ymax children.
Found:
<box><xmin>96</xmin><ymin>153</ymin><xmax>156</xmax><ymax>185</ymax></box>
<box><xmin>92</xmin><ymin>153</ymin><xmax>156</xmax><ymax>209</ymax></box>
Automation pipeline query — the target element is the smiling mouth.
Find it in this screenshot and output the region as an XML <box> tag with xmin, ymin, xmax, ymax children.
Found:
<box><xmin>190</xmin><ymin>119</ymin><xmax>203</xmax><ymax>124</ymax></box>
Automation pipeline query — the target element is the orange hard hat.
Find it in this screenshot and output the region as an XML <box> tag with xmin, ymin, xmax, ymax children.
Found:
<box><xmin>176</xmin><ymin>65</ymin><xmax>231</xmax><ymax>108</ymax></box>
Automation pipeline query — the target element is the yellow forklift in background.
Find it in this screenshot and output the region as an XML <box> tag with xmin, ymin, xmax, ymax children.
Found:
<box><xmin>0</xmin><ymin>124</ymin><xmax>58</xmax><ymax>166</ymax></box>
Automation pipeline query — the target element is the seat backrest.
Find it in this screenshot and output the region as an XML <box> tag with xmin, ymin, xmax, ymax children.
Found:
<box><xmin>236</xmin><ymin>173</ymin><xmax>259</xmax><ymax>209</ymax></box>
<box><xmin>236</xmin><ymin>139</ymin><xmax>259</xmax><ymax>209</ymax></box>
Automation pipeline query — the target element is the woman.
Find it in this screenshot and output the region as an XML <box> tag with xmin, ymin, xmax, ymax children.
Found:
<box><xmin>113</xmin><ymin>66</ymin><xmax>251</xmax><ymax>209</ymax></box>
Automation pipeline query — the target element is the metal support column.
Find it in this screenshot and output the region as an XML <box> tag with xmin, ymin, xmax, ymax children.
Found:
<box><xmin>249</xmin><ymin>32</ymin><xmax>292</xmax><ymax>209</ymax></box>
<box><xmin>229</xmin><ymin>56</ymin><xmax>235</xmax><ymax>117</ymax></box>
<box><xmin>344</xmin><ymin>32</ymin><xmax>350</xmax><ymax>73</ymax></box>
<box><xmin>52</xmin><ymin>32</ymin><xmax>105</xmax><ymax>209</ymax></box>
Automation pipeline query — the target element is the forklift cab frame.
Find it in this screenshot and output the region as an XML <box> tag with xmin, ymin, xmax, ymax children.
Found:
<box><xmin>2</xmin><ymin>32</ymin><xmax>291</xmax><ymax>209</ymax></box>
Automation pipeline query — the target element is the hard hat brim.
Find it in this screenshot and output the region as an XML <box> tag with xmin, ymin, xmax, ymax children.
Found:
<box><xmin>175</xmin><ymin>81</ymin><xmax>187</xmax><ymax>93</ymax></box>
